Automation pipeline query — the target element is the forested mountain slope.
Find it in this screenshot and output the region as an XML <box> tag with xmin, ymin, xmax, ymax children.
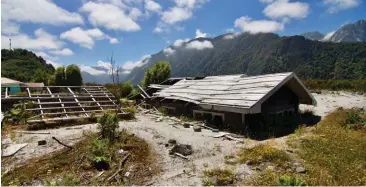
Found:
<box><xmin>1</xmin><ymin>49</ymin><xmax>55</xmax><ymax>82</ymax></box>
<box><xmin>124</xmin><ymin>32</ymin><xmax>366</xmax><ymax>84</ymax></box>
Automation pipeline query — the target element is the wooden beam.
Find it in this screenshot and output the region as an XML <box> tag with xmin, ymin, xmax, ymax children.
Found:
<box><xmin>37</xmin><ymin>100</ymin><xmax>117</xmax><ymax>105</ymax></box>
<box><xmin>68</xmin><ymin>87</ymin><xmax>89</xmax><ymax>117</ymax></box>
<box><xmin>5</xmin><ymin>87</ymin><xmax>8</xmax><ymax>98</ymax></box>
<box><xmin>97</xmin><ymin>86</ymin><xmax>125</xmax><ymax>114</ymax></box>
<box><xmin>46</xmin><ymin>87</ymin><xmax>54</xmax><ymax>97</ymax></box>
<box><xmin>26</xmin><ymin>105</ymin><xmax>117</xmax><ymax>111</ymax></box>
<box><xmin>29</xmin><ymin>109</ymin><xmax>118</xmax><ymax>119</ymax></box>
<box><xmin>83</xmin><ymin>88</ymin><xmax>103</xmax><ymax>110</ymax></box>
<box><xmin>37</xmin><ymin>98</ymin><xmax>44</xmax><ymax>119</ymax></box>
<box><xmin>26</xmin><ymin>88</ymin><xmax>32</xmax><ymax>97</ymax></box>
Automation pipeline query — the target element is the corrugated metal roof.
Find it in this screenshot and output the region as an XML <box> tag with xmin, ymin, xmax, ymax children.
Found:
<box><xmin>1</xmin><ymin>77</ymin><xmax>22</xmax><ymax>85</ymax></box>
<box><xmin>153</xmin><ymin>72</ymin><xmax>316</xmax><ymax>113</ymax></box>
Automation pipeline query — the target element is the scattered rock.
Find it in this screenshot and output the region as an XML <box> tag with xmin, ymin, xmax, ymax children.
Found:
<box><xmin>117</xmin><ymin>149</ymin><xmax>124</xmax><ymax>154</ymax></box>
<box><xmin>168</xmin><ymin>139</ymin><xmax>177</xmax><ymax>144</ymax></box>
<box><xmin>169</xmin><ymin>144</ymin><xmax>193</xmax><ymax>156</ymax></box>
<box><xmin>212</xmin><ymin>129</ymin><xmax>219</xmax><ymax>132</ymax></box>
<box><xmin>183</xmin><ymin>123</ymin><xmax>190</xmax><ymax>128</ymax></box>
<box><xmin>293</xmin><ymin>162</ymin><xmax>301</xmax><ymax>167</ymax></box>
<box><xmin>193</xmin><ymin>125</ymin><xmax>201</xmax><ymax>132</ymax></box>
<box><xmin>155</xmin><ymin>117</ymin><xmax>163</xmax><ymax>122</ymax></box>
<box><xmin>165</xmin><ymin>144</ymin><xmax>169</xmax><ymax>147</ymax></box>
<box><xmin>286</xmin><ymin>149</ymin><xmax>294</xmax><ymax>153</ymax></box>
<box><xmin>296</xmin><ymin>167</ymin><xmax>306</xmax><ymax>173</ymax></box>
<box><xmin>38</xmin><ymin>140</ymin><xmax>47</xmax><ymax>146</ymax></box>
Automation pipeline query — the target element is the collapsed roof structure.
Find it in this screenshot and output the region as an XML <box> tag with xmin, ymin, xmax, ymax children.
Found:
<box><xmin>141</xmin><ymin>72</ymin><xmax>316</xmax><ymax>130</ymax></box>
<box><xmin>1</xmin><ymin>86</ymin><xmax>125</xmax><ymax>123</ymax></box>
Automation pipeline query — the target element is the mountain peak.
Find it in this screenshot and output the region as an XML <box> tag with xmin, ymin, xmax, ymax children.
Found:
<box><xmin>301</xmin><ymin>31</ymin><xmax>325</xmax><ymax>41</ymax></box>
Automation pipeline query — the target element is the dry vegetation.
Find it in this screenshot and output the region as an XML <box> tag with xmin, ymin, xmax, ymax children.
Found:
<box><xmin>248</xmin><ymin>108</ymin><xmax>366</xmax><ymax>186</ymax></box>
<box><xmin>2</xmin><ymin>112</ymin><xmax>159</xmax><ymax>186</ymax></box>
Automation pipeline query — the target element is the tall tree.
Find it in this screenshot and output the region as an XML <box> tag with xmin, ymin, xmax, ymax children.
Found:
<box><xmin>54</xmin><ymin>67</ymin><xmax>66</xmax><ymax>86</ymax></box>
<box><xmin>141</xmin><ymin>61</ymin><xmax>170</xmax><ymax>88</ymax></box>
<box><xmin>65</xmin><ymin>65</ymin><xmax>83</xmax><ymax>86</ymax></box>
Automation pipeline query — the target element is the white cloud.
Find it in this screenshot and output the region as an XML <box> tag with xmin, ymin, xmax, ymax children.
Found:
<box><xmin>2</xmin><ymin>0</ymin><xmax>83</xmax><ymax>25</ymax></box>
<box><xmin>109</xmin><ymin>37</ymin><xmax>119</xmax><ymax>44</ymax></box>
<box><xmin>49</xmin><ymin>48</ymin><xmax>74</xmax><ymax>56</ymax></box>
<box><xmin>1</xmin><ymin>28</ymin><xmax>64</xmax><ymax>50</ymax></box>
<box><xmin>122</xmin><ymin>55</ymin><xmax>151</xmax><ymax>72</ymax></box>
<box><xmin>97</xmin><ymin>60</ymin><xmax>112</xmax><ymax>70</ymax></box>
<box><xmin>263</xmin><ymin>0</ymin><xmax>310</xmax><ymax>19</ymax></box>
<box><xmin>46</xmin><ymin>59</ymin><xmax>63</xmax><ymax>68</ymax></box>
<box><xmin>60</xmin><ymin>27</ymin><xmax>115</xmax><ymax>49</ymax></box>
<box><xmin>173</xmin><ymin>38</ymin><xmax>190</xmax><ymax>47</ymax></box>
<box><xmin>234</xmin><ymin>16</ymin><xmax>285</xmax><ymax>34</ymax></box>
<box><xmin>79</xmin><ymin>64</ymin><xmax>107</xmax><ymax>75</ymax></box>
<box><xmin>129</xmin><ymin>8</ymin><xmax>143</xmax><ymax>20</ymax></box>
<box><xmin>145</xmin><ymin>0</ymin><xmax>162</xmax><ymax>13</ymax></box>
<box><xmin>324</xmin><ymin>0</ymin><xmax>360</xmax><ymax>13</ymax></box>
<box><xmin>322</xmin><ymin>31</ymin><xmax>336</xmax><ymax>41</ymax></box>
<box><xmin>186</xmin><ymin>40</ymin><xmax>214</xmax><ymax>50</ymax></box>
<box><xmin>260</xmin><ymin>0</ymin><xmax>275</xmax><ymax>3</ymax></box>
<box><xmin>195</xmin><ymin>29</ymin><xmax>208</xmax><ymax>38</ymax></box>
<box><xmin>174</xmin><ymin>0</ymin><xmax>208</xmax><ymax>9</ymax></box>
<box><xmin>154</xmin><ymin>26</ymin><xmax>163</xmax><ymax>33</ymax></box>
<box><xmin>1</xmin><ymin>20</ymin><xmax>20</xmax><ymax>35</ymax></box>
<box><xmin>161</xmin><ymin>7</ymin><xmax>193</xmax><ymax>24</ymax></box>
<box><xmin>34</xmin><ymin>51</ymin><xmax>58</xmax><ymax>61</ymax></box>
<box><xmin>223</xmin><ymin>32</ymin><xmax>241</xmax><ymax>40</ymax></box>
<box><xmin>80</xmin><ymin>1</ymin><xmax>141</xmax><ymax>31</ymax></box>
<box><xmin>163</xmin><ymin>47</ymin><xmax>176</xmax><ymax>55</ymax></box>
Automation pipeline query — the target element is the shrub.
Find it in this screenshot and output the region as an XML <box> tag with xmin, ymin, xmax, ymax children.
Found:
<box><xmin>97</xmin><ymin>112</ymin><xmax>119</xmax><ymax>142</ymax></box>
<box><xmin>3</xmin><ymin>101</ymin><xmax>32</xmax><ymax>125</ymax></box>
<box><xmin>157</xmin><ymin>107</ymin><xmax>168</xmax><ymax>115</ymax></box>
<box><xmin>277</xmin><ymin>175</ymin><xmax>307</xmax><ymax>186</ymax></box>
<box><xmin>237</xmin><ymin>144</ymin><xmax>290</xmax><ymax>167</ymax></box>
<box><xmin>89</xmin><ymin>138</ymin><xmax>111</xmax><ymax>170</ymax></box>
<box><xmin>202</xmin><ymin>168</ymin><xmax>235</xmax><ymax>186</ymax></box>
<box><xmin>119</xmin><ymin>81</ymin><xmax>133</xmax><ymax>98</ymax></box>
<box><xmin>124</xmin><ymin>106</ymin><xmax>137</xmax><ymax>119</ymax></box>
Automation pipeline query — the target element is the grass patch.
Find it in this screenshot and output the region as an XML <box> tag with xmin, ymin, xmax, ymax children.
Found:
<box><xmin>248</xmin><ymin>170</ymin><xmax>307</xmax><ymax>186</ymax></box>
<box><xmin>1</xmin><ymin>130</ymin><xmax>159</xmax><ymax>186</ymax></box>
<box><xmin>201</xmin><ymin>168</ymin><xmax>236</xmax><ymax>186</ymax></box>
<box><xmin>237</xmin><ymin>144</ymin><xmax>290</xmax><ymax>167</ymax></box>
<box><xmin>303</xmin><ymin>79</ymin><xmax>366</xmax><ymax>92</ymax></box>
<box><xmin>123</xmin><ymin>106</ymin><xmax>137</xmax><ymax>120</ymax></box>
<box><xmin>291</xmin><ymin>109</ymin><xmax>366</xmax><ymax>185</ymax></box>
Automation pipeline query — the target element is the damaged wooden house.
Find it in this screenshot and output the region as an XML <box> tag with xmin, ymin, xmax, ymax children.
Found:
<box><xmin>140</xmin><ymin>72</ymin><xmax>316</xmax><ymax>135</ymax></box>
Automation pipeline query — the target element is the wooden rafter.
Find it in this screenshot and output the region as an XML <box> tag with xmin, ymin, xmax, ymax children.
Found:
<box><xmin>67</xmin><ymin>87</ymin><xmax>89</xmax><ymax>117</ymax></box>
<box><xmin>84</xmin><ymin>88</ymin><xmax>103</xmax><ymax>110</ymax></box>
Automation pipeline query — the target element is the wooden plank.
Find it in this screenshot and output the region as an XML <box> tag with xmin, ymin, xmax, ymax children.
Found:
<box><xmin>26</xmin><ymin>105</ymin><xmax>117</xmax><ymax>111</ymax></box>
<box><xmin>138</xmin><ymin>85</ymin><xmax>151</xmax><ymax>98</ymax></box>
<box><xmin>26</xmin><ymin>88</ymin><xmax>32</xmax><ymax>97</ymax></box>
<box><xmin>83</xmin><ymin>88</ymin><xmax>103</xmax><ymax>110</ymax></box>
<box><xmin>27</xmin><ymin>112</ymin><xmax>125</xmax><ymax>123</ymax></box>
<box><xmin>29</xmin><ymin>109</ymin><xmax>118</xmax><ymax>119</ymax></box>
<box><xmin>38</xmin><ymin>100</ymin><xmax>117</xmax><ymax>105</ymax></box>
<box><xmin>5</xmin><ymin>87</ymin><xmax>8</xmax><ymax>98</ymax></box>
<box><xmin>68</xmin><ymin>87</ymin><xmax>88</xmax><ymax>117</ymax></box>
<box><xmin>37</xmin><ymin>98</ymin><xmax>44</xmax><ymax>119</ymax></box>
<box><xmin>97</xmin><ymin>87</ymin><xmax>125</xmax><ymax>114</ymax></box>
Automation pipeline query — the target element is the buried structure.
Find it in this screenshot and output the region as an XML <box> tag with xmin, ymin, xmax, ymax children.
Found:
<box><xmin>1</xmin><ymin>85</ymin><xmax>125</xmax><ymax>123</ymax></box>
<box><xmin>141</xmin><ymin>72</ymin><xmax>317</xmax><ymax>135</ymax></box>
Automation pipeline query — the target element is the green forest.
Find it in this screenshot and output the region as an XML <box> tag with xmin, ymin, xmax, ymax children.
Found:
<box><xmin>1</xmin><ymin>49</ymin><xmax>55</xmax><ymax>83</ymax></box>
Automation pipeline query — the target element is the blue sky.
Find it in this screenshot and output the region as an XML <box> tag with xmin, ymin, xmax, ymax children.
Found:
<box><xmin>1</xmin><ymin>0</ymin><xmax>365</xmax><ymax>75</ymax></box>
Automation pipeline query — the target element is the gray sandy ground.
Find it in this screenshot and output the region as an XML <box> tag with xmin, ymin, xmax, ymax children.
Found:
<box><xmin>2</xmin><ymin>91</ymin><xmax>365</xmax><ymax>185</ymax></box>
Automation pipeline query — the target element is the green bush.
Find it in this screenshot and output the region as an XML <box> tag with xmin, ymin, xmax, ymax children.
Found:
<box><xmin>124</xmin><ymin>106</ymin><xmax>137</xmax><ymax>119</ymax></box>
<box><xmin>3</xmin><ymin>101</ymin><xmax>32</xmax><ymax>125</ymax></box>
<box><xmin>97</xmin><ymin>112</ymin><xmax>119</xmax><ymax>142</ymax></box>
<box><xmin>157</xmin><ymin>107</ymin><xmax>168</xmax><ymax>115</ymax></box>
<box><xmin>277</xmin><ymin>175</ymin><xmax>307</xmax><ymax>186</ymax></box>
<box><xmin>119</xmin><ymin>81</ymin><xmax>133</xmax><ymax>98</ymax></box>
